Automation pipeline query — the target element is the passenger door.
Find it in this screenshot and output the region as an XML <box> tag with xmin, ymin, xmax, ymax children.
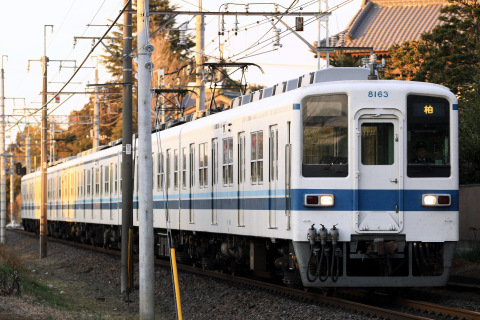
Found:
<box><xmin>355</xmin><ymin>111</ymin><xmax>404</xmax><ymax>233</ymax></box>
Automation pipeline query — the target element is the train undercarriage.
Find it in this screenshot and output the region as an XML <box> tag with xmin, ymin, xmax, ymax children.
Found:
<box><xmin>22</xmin><ymin>218</ymin><xmax>455</xmax><ymax>288</ymax></box>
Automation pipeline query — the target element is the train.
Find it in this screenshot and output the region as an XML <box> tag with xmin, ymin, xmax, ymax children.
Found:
<box><xmin>21</xmin><ymin>66</ymin><xmax>458</xmax><ymax>288</ymax></box>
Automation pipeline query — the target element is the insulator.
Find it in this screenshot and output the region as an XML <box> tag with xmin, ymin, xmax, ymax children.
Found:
<box><xmin>179</xmin><ymin>24</ymin><xmax>187</xmax><ymax>46</ymax></box>
<box><xmin>330</xmin><ymin>36</ymin><xmax>337</xmax><ymax>47</ymax></box>
<box><xmin>234</xmin><ymin>16</ymin><xmax>239</xmax><ymax>35</ymax></box>
<box><xmin>274</xmin><ymin>4</ymin><xmax>279</xmax><ymax>13</ymax></box>
<box><xmin>338</xmin><ymin>32</ymin><xmax>345</xmax><ymax>46</ymax></box>
<box><xmin>273</xmin><ymin>28</ymin><xmax>282</xmax><ymax>48</ymax></box>
<box><xmin>220</xmin><ymin>15</ymin><xmax>225</xmax><ymax>35</ymax></box>
<box><xmin>245</xmin><ymin>4</ymin><xmax>249</xmax><ymax>12</ymax></box>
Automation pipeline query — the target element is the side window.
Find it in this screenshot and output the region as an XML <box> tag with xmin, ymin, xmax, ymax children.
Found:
<box><xmin>251</xmin><ymin>131</ymin><xmax>263</xmax><ymax>184</ymax></box>
<box><xmin>166</xmin><ymin>150</ymin><xmax>171</xmax><ymax>189</ymax></box>
<box><xmin>222</xmin><ymin>137</ymin><xmax>233</xmax><ymax>186</ymax></box>
<box><xmin>105</xmin><ymin>164</ymin><xmax>110</xmax><ymax>195</ymax></box>
<box><xmin>95</xmin><ymin>167</ymin><xmax>100</xmax><ymax>195</ymax></box>
<box><xmin>174</xmin><ymin>149</ymin><xmax>179</xmax><ymax>190</ymax></box>
<box><xmin>157</xmin><ymin>153</ymin><xmax>164</xmax><ymax>191</ymax></box>
<box><xmin>182</xmin><ymin>148</ymin><xmax>187</xmax><ymax>189</ymax></box>
<box><xmin>199</xmin><ymin>143</ymin><xmax>208</xmax><ymax>188</ymax></box>
<box><xmin>86</xmin><ymin>169</ymin><xmax>91</xmax><ymax>196</ymax></box>
<box><xmin>189</xmin><ymin>144</ymin><xmax>195</xmax><ymax>187</ymax></box>
<box><xmin>114</xmin><ymin>163</ymin><xmax>118</xmax><ymax>194</ymax></box>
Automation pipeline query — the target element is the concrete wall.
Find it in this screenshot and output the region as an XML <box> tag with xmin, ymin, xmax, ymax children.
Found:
<box><xmin>458</xmin><ymin>185</ymin><xmax>480</xmax><ymax>251</ymax></box>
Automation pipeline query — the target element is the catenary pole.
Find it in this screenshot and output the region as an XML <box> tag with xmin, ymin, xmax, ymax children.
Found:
<box><xmin>0</xmin><ymin>56</ymin><xmax>6</xmax><ymax>245</ymax></box>
<box><xmin>121</xmin><ymin>0</ymin><xmax>134</xmax><ymax>294</ymax></box>
<box><xmin>137</xmin><ymin>0</ymin><xmax>155</xmax><ymax>318</ymax></box>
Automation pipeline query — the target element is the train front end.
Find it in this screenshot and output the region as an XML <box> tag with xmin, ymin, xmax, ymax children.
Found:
<box><xmin>291</xmin><ymin>80</ymin><xmax>458</xmax><ymax>287</ymax></box>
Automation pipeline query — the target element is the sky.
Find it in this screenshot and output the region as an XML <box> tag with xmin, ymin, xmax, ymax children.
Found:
<box><xmin>0</xmin><ymin>0</ymin><xmax>362</xmax><ymax>144</ymax></box>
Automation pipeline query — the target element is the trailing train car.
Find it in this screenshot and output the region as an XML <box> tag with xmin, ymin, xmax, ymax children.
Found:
<box><xmin>22</xmin><ymin>67</ymin><xmax>458</xmax><ymax>288</ymax></box>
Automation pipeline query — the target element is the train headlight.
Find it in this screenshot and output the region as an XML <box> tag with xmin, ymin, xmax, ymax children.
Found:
<box><xmin>305</xmin><ymin>194</ymin><xmax>334</xmax><ymax>207</ymax></box>
<box><xmin>422</xmin><ymin>194</ymin><xmax>451</xmax><ymax>207</ymax></box>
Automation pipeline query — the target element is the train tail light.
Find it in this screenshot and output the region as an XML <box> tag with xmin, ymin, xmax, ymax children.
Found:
<box><xmin>422</xmin><ymin>194</ymin><xmax>451</xmax><ymax>207</ymax></box>
<box><xmin>305</xmin><ymin>194</ymin><xmax>334</xmax><ymax>207</ymax></box>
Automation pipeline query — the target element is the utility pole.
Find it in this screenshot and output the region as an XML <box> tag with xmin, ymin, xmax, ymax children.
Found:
<box><xmin>40</xmin><ymin>24</ymin><xmax>53</xmax><ymax>258</ymax></box>
<box><xmin>10</xmin><ymin>155</ymin><xmax>13</xmax><ymax>226</ymax></box>
<box><xmin>26</xmin><ymin>135</ymin><xmax>30</xmax><ymax>173</ymax></box>
<box><xmin>195</xmin><ymin>0</ymin><xmax>205</xmax><ymax>113</ymax></box>
<box><xmin>121</xmin><ymin>0</ymin><xmax>134</xmax><ymax>294</ymax></box>
<box><xmin>94</xmin><ymin>57</ymin><xmax>100</xmax><ymax>149</ymax></box>
<box><xmin>137</xmin><ymin>0</ymin><xmax>155</xmax><ymax>318</ymax></box>
<box><xmin>0</xmin><ymin>55</ymin><xmax>6</xmax><ymax>245</ymax></box>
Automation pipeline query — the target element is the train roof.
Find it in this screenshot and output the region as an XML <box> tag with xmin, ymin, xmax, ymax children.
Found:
<box><xmin>22</xmin><ymin>67</ymin><xmax>452</xmax><ymax>176</ymax></box>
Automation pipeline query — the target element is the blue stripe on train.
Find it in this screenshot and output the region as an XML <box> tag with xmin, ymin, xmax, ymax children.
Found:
<box><xmin>25</xmin><ymin>189</ymin><xmax>458</xmax><ymax>212</ymax></box>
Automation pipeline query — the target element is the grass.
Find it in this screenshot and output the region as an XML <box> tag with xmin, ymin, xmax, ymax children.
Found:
<box><xmin>0</xmin><ymin>244</ymin><xmax>70</xmax><ymax>309</ymax></box>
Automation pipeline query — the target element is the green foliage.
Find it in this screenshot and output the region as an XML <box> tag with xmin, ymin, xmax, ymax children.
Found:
<box><xmin>458</xmin><ymin>83</ymin><xmax>480</xmax><ymax>183</ymax></box>
<box><xmin>384</xmin><ymin>40</ymin><xmax>425</xmax><ymax>80</ymax></box>
<box><xmin>329</xmin><ymin>54</ymin><xmax>362</xmax><ymax>67</ymax></box>
<box><xmin>387</xmin><ymin>0</ymin><xmax>480</xmax><ymax>183</ymax></box>
<box><xmin>414</xmin><ymin>0</ymin><xmax>480</xmax><ymax>93</ymax></box>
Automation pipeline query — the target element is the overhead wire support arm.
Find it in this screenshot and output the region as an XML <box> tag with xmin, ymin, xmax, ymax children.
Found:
<box><xmin>132</xmin><ymin>10</ymin><xmax>327</xmax><ymax>16</ymax></box>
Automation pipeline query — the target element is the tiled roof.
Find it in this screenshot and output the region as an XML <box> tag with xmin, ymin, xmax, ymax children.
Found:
<box><xmin>341</xmin><ymin>0</ymin><xmax>447</xmax><ymax>52</ymax></box>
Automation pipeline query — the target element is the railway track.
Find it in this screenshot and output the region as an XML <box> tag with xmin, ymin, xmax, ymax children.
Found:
<box><xmin>9</xmin><ymin>228</ymin><xmax>480</xmax><ymax>320</ymax></box>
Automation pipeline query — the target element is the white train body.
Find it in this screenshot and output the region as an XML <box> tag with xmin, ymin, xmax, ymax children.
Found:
<box><xmin>22</xmin><ymin>68</ymin><xmax>458</xmax><ymax>287</ymax></box>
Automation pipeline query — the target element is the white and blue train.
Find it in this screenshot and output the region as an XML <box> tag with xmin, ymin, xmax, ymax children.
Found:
<box><xmin>22</xmin><ymin>67</ymin><xmax>458</xmax><ymax>288</ymax></box>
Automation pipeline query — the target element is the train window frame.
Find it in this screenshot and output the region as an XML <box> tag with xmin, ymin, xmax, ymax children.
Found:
<box><xmin>302</xmin><ymin>94</ymin><xmax>349</xmax><ymax>178</ymax></box>
<box><xmin>407</xmin><ymin>95</ymin><xmax>451</xmax><ymax>178</ymax></box>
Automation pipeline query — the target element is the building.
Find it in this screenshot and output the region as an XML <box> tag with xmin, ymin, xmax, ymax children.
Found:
<box><xmin>327</xmin><ymin>0</ymin><xmax>448</xmax><ymax>59</ymax></box>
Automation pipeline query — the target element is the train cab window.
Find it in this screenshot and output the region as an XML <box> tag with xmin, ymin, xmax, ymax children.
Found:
<box><xmin>251</xmin><ymin>131</ymin><xmax>263</xmax><ymax>184</ymax></box>
<box><xmin>302</xmin><ymin>94</ymin><xmax>348</xmax><ymax>177</ymax></box>
<box><xmin>361</xmin><ymin>123</ymin><xmax>394</xmax><ymax>165</ymax></box>
<box><xmin>407</xmin><ymin>95</ymin><xmax>450</xmax><ymax>177</ymax></box>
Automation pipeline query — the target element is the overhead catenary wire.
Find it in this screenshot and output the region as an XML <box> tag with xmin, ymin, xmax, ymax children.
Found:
<box><xmin>7</xmin><ymin>0</ymin><xmax>132</xmax><ymax>132</ymax></box>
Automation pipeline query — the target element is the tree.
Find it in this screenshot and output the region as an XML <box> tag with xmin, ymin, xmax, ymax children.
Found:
<box><xmin>411</xmin><ymin>0</ymin><xmax>480</xmax><ymax>183</ymax></box>
<box><xmin>414</xmin><ymin>0</ymin><xmax>480</xmax><ymax>93</ymax></box>
<box><xmin>383</xmin><ymin>40</ymin><xmax>425</xmax><ymax>80</ymax></box>
<box><xmin>329</xmin><ymin>54</ymin><xmax>362</xmax><ymax>68</ymax></box>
